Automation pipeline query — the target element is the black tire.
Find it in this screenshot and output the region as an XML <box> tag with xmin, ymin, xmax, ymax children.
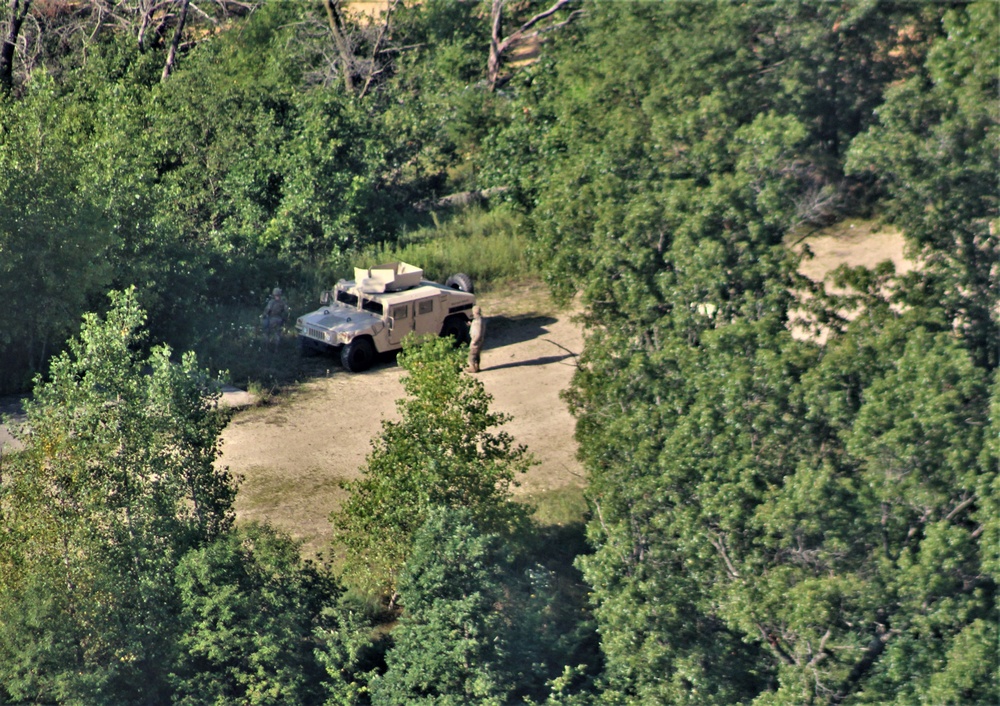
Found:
<box><xmin>340</xmin><ymin>337</ymin><xmax>375</xmax><ymax>372</ymax></box>
<box><xmin>445</xmin><ymin>272</ymin><xmax>474</xmax><ymax>293</ymax></box>
<box><xmin>440</xmin><ymin>316</ymin><xmax>470</xmax><ymax>346</ymax></box>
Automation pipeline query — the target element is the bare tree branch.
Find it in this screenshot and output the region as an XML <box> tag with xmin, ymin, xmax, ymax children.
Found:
<box><xmin>708</xmin><ymin>531</ymin><xmax>741</xmax><ymax>579</ymax></box>
<box><xmin>945</xmin><ymin>494</ymin><xmax>975</xmax><ymax>522</ymax></box>
<box><xmin>488</xmin><ymin>0</ymin><xmax>578</xmax><ymax>91</ymax></box>
<box><xmin>496</xmin><ymin>0</ymin><xmax>573</xmax><ymax>55</ymax></box>
<box><xmin>829</xmin><ymin>624</ymin><xmax>897</xmax><ymax>704</ymax></box>
<box><xmin>757</xmin><ymin>623</ymin><xmax>797</xmax><ymax>666</ymax></box>
<box><xmin>808</xmin><ymin>629</ymin><xmax>833</xmax><ymax>667</ymax></box>
<box><xmin>359</xmin><ymin>0</ymin><xmax>399</xmax><ymax>99</ymax></box>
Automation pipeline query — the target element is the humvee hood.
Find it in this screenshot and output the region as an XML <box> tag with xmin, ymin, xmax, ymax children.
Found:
<box><xmin>305</xmin><ymin>308</ymin><xmax>381</xmax><ymax>333</ymax></box>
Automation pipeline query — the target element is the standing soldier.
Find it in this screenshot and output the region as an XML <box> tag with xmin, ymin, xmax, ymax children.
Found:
<box><xmin>261</xmin><ymin>287</ymin><xmax>289</xmax><ymax>346</ymax></box>
<box><xmin>466</xmin><ymin>305</ymin><xmax>485</xmax><ymax>373</ymax></box>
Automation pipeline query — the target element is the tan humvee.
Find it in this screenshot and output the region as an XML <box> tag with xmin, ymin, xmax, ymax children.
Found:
<box><xmin>295</xmin><ymin>262</ymin><xmax>476</xmax><ymax>372</ymax></box>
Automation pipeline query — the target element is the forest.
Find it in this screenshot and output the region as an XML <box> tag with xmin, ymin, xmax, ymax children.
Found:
<box><xmin>0</xmin><ymin>0</ymin><xmax>997</xmax><ymax>704</ymax></box>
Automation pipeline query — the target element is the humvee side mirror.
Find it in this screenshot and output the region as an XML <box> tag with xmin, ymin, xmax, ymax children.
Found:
<box><xmin>320</xmin><ymin>291</ymin><xmax>330</xmax><ymax>305</ymax></box>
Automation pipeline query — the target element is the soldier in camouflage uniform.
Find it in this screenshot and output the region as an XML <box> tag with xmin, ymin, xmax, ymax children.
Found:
<box><xmin>261</xmin><ymin>287</ymin><xmax>289</xmax><ymax>345</ymax></box>
<box><xmin>466</xmin><ymin>305</ymin><xmax>485</xmax><ymax>373</ymax></box>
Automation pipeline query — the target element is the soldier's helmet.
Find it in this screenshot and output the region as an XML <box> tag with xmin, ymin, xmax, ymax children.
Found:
<box><xmin>472</xmin><ymin>305</ymin><xmax>482</xmax><ymax>317</ymax></box>
<box><xmin>272</xmin><ymin>287</ymin><xmax>283</xmax><ymax>296</ymax></box>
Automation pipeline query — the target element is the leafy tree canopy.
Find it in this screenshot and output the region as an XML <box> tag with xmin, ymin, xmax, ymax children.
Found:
<box><xmin>0</xmin><ymin>287</ymin><xmax>235</xmax><ymax>703</ymax></box>
<box><xmin>332</xmin><ymin>335</ymin><xmax>532</xmax><ymax>602</ymax></box>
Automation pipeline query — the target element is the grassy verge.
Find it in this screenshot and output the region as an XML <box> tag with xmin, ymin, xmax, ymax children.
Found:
<box><xmin>370</xmin><ymin>207</ymin><xmax>534</xmax><ymax>288</ymax></box>
<box><xmin>524</xmin><ymin>486</ymin><xmax>589</xmax><ymax>528</ymax></box>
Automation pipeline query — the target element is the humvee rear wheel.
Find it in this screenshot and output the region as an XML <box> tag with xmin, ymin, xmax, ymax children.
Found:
<box><xmin>445</xmin><ymin>273</ymin><xmax>474</xmax><ymax>293</ymax></box>
<box><xmin>440</xmin><ymin>315</ymin><xmax>470</xmax><ymax>346</ymax></box>
<box><xmin>341</xmin><ymin>337</ymin><xmax>375</xmax><ymax>372</ymax></box>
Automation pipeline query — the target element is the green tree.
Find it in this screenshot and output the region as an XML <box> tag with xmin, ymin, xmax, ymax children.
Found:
<box><xmin>505</xmin><ymin>1</ymin><xmax>995</xmax><ymax>702</ymax></box>
<box><xmin>372</xmin><ymin>506</ymin><xmax>561</xmax><ymax>706</ymax></box>
<box><xmin>0</xmin><ymin>288</ymin><xmax>236</xmax><ymax>704</ymax></box>
<box><xmin>332</xmin><ymin>335</ymin><xmax>532</xmax><ymax>602</ymax></box>
<box><xmin>0</xmin><ymin>73</ymin><xmax>117</xmax><ymax>393</ymax></box>
<box><xmin>846</xmin><ymin>0</ymin><xmax>999</xmax><ymax>366</ymax></box>
<box><xmin>170</xmin><ymin>522</ymin><xmax>340</xmax><ymax>706</ymax></box>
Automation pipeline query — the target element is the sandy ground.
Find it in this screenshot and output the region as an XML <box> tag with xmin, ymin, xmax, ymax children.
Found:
<box><xmin>795</xmin><ymin>221</ymin><xmax>912</xmax><ymax>282</ymax></box>
<box><xmin>219</xmin><ymin>283</ymin><xmax>586</xmax><ymax>556</ymax></box>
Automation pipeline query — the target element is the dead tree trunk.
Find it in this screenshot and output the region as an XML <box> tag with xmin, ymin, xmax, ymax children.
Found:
<box><xmin>487</xmin><ymin>0</ymin><xmax>504</xmax><ymax>91</ymax></box>
<box><xmin>358</xmin><ymin>0</ymin><xmax>399</xmax><ymax>99</ymax></box>
<box><xmin>161</xmin><ymin>0</ymin><xmax>190</xmax><ymax>81</ymax></box>
<box><xmin>0</xmin><ymin>0</ymin><xmax>32</xmax><ymax>95</ymax></box>
<box><xmin>136</xmin><ymin>0</ymin><xmax>158</xmax><ymax>52</ymax></box>
<box><xmin>323</xmin><ymin>0</ymin><xmax>355</xmax><ymax>93</ymax></box>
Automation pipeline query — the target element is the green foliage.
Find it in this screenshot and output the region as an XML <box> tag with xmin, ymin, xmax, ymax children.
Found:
<box><xmin>511</xmin><ymin>1</ymin><xmax>997</xmax><ymax>703</ymax></box>
<box><xmin>170</xmin><ymin>523</ymin><xmax>339</xmax><ymax>706</ymax></box>
<box><xmin>0</xmin><ymin>290</ymin><xmax>367</xmax><ymax>704</ymax></box>
<box><xmin>332</xmin><ymin>335</ymin><xmax>533</xmax><ymax>601</ymax></box>
<box><xmin>0</xmin><ymin>73</ymin><xmax>116</xmax><ymax>392</ymax></box>
<box><xmin>846</xmin><ymin>0</ymin><xmax>999</xmax><ymax>365</ymax></box>
<box><xmin>372</xmin><ymin>506</ymin><xmax>561</xmax><ymax>706</ymax></box>
<box><xmin>0</xmin><ymin>288</ymin><xmax>236</xmax><ymax>703</ymax></box>
<box><xmin>0</xmin><ymin>1</ymin><xmax>996</xmax><ymax>701</ymax></box>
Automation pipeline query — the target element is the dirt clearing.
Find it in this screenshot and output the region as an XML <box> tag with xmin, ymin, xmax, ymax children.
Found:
<box><xmin>219</xmin><ymin>279</ymin><xmax>586</xmax><ymax>557</ymax></box>
<box><xmin>219</xmin><ymin>225</ymin><xmax>912</xmax><ymax>557</ymax></box>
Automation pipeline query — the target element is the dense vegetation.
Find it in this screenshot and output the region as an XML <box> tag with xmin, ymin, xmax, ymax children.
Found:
<box><xmin>1</xmin><ymin>1</ymin><xmax>996</xmax><ymax>704</ymax></box>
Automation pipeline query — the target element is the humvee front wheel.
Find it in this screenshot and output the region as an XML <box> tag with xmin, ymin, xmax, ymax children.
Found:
<box><xmin>440</xmin><ymin>315</ymin><xmax>470</xmax><ymax>346</ymax></box>
<box><xmin>341</xmin><ymin>337</ymin><xmax>375</xmax><ymax>372</ymax></box>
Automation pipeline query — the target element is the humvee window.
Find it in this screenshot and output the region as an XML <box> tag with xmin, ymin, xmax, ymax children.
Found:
<box><xmin>418</xmin><ymin>300</ymin><xmax>433</xmax><ymax>315</ymax></box>
<box><xmin>362</xmin><ymin>299</ymin><xmax>384</xmax><ymax>316</ymax></box>
<box><xmin>336</xmin><ymin>290</ymin><xmax>358</xmax><ymax>307</ymax></box>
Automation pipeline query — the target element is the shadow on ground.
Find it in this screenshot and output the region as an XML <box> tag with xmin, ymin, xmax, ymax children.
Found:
<box><xmin>486</xmin><ymin>314</ymin><xmax>559</xmax><ymax>347</ymax></box>
<box><xmin>485</xmin><ymin>347</ymin><xmax>578</xmax><ymax>372</ymax></box>
<box><xmin>0</xmin><ymin>395</ymin><xmax>27</xmax><ymax>419</ymax></box>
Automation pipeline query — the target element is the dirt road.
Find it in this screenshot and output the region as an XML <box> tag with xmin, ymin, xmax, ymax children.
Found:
<box><xmin>219</xmin><ymin>282</ymin><xmax>586</xmax><ymax>556</ymax></box>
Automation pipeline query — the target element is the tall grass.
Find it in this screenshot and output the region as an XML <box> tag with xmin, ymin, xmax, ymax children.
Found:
<box><xmin>313</xmin><ymin>207</ymin><xmax>536</xmax><ymax>292</ymax></box>
<box><xmin>524</xmin><ymin>486</ymin><xmax>589</xmax><ymax>528</ymax></box>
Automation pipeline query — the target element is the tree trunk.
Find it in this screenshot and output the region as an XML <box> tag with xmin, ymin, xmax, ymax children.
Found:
<box><xmin>161</xmin><ymin>0</ymin><xmax>190</xmax><ymax>81</ymax></box>
<box><xmin>323</xmin><ymin>0</ymin><xmax>355</xmax><ymax>93</ymax></box>
<box><xmin>488</xmin><ymin>0</ymin><xmax>504</xmax><ymax>91</ymax></box>
<box><xmin>137</xmin><ymin>0</ymin><xmax>156</xmax><ymax>52</ymax></box>
<box><xmin>0</xmin><ymin>0</ymin><xmax>31</xmax><ymax>95</ymax></box>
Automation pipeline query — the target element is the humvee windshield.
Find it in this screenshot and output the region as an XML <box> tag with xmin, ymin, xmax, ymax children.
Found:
<box><xmin>336</xmin><ymin>290</ymin><xmax>358</xmax><ymax>306</ymax></box>
<box><xmin>335</xmin><ymin>288</ymin><xmax>383</xmax><ymax>316</ymax></box>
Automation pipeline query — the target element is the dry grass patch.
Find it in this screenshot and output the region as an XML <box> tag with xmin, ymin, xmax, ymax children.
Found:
<box><xmin>791</xmin><ymin>219</ymin><xmax>912</xmax><ymax>284</ymax></box>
